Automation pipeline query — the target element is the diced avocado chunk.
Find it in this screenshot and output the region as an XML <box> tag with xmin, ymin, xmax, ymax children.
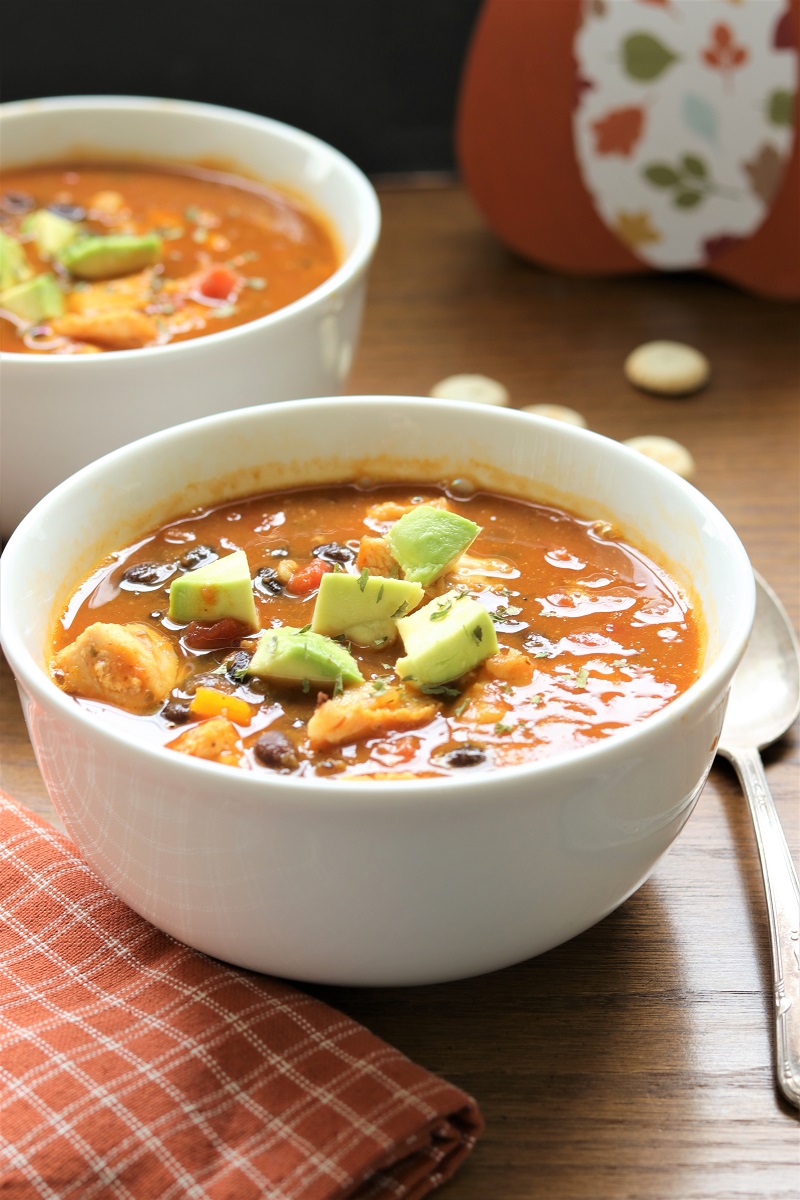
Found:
<box><xmin>0</xmin><ymin>230</ymin><xmax>33</xmax><ymax>291</ymax></box>
<box><xmin>386</xmin><ymin>506</ymin><xmax>481</xmax><ymax>587</ymax></box>
<box><xmin>311</xmin><ymin>571</ymin><xmax>424</xmax><ymax>647</ymax></box>
<box><xmin>168</xmin><ymin>549</ymin><xmax>259</xmax><ymax>630</ymax></box>
<box><xmin>395</xmin><ymin>588</ymin><xmax>498</xmax><ymax>687</ymax></box>
<box><xmin>58</xmin><ymin>233</ymin><xmax>162</xmax><ymax>280</ymax></box>
<box><xmin>0</xmin><ymin>273</ymin><xmax>64</xmax><ymax>324</ymax></box>
<box><xmin>247</xmin><ymin>626</ymin><xmax>363</xmax><ymax>688</ymax></box>
<box><xmin>21</xmin><ymin>208</ymin><xmax>83</xmax><ymax>259</ymax></box>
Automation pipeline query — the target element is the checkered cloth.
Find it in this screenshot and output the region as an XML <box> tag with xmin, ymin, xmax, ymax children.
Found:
<box><xmin>0</xmin><ymin>793</ymin><xmax>483</xmax><ymax>1199</ymax></box>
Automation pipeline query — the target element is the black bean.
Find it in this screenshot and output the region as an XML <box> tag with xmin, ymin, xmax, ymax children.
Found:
<box><xmin>253</xmin><ymin>566</ymin><xmax>282</xmax><ymax>596</ymax></box>
<box><xmin>162</xmin><ymin>699</ymin><xmax>191</xmax><ymax>724</ymax></box>
<box><xmin>120</xmin><ymin>561</ymin><xmax>177</xmax><ymax>589</ymax></box>
<box><xmin>225</xmin><ymin>650</ymin><xmax>252</xmax><ymax>683</ymax></box>
<box><xmin>312</xmin><ymin>541</ymin><xmax>355</xmax><ymax>566</ymax></box>
<box><xmin>253</xmin><ymin>730</ymin><xmax>299</xmax><ymax>771</ymax></box>
<box><xmin>180</xmin><ymin>544</ymin><xmax>218</xmax><ymax>570</ymax></box>
<box><xmin>442</xmin><ymin>745</ymin><xmax>486</xmax><ymax>768</ymax></box>
<box><xmin>1</xmin><ymin>192</ymin><xmax>36</xmax><ymax>216</ymax></box>
<box><xmin>47</xmin><ymin>202</ymin><xmax>86</xmax><ymax>222</ymax></box>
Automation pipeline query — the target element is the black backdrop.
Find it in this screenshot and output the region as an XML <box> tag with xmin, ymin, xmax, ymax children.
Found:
<box><xmin>2</xmin><ymin>0</ymin><xmax>483</xmax><ymax>176</ymax></box>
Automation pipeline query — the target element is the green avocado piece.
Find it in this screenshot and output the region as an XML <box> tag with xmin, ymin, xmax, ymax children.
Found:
<box><xmin>0</xmin><ymin>230</ymin><xmax>33</xmax><ymax>291</ymax></box>
<box><xmin>395</xmin><ymin>588</ymin><xmax>498</xmax><ymax>687</ymax></box>
<box><xmin>311</xmin><ymin>571</ymin><xmax>424</xmax><ymax>647</ymax></box>
<box><xmin>58</xmin><ymin>233</ymin><xmax>162</xmax><ymax>280</ymax></box>
<box><xmin>21</xmin><ymin>209</ymin><xmax>83</xmax><ymax>259</ymax></box>
<box><xmin>386</xmin><ymin>506</ymin><xmax>481</xmax><ymax>587</ymax></box>
<box><xmin>168</xmin><ymin>549</ymin><xmax>259</xmax><ymax>630</ymax></box>
<box><xmin>247</xmin><ymin>626</ymin><xmax>363</xmax><ymax>688</ymax></box>
<box><xmin>0</xmin><ymin>273</ymin><xmax>64</xmax><ymax>324</ymax></box>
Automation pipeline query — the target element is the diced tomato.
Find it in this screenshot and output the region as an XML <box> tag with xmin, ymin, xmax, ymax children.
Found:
<box><xmin>287</xmin><ymin>559</ymin><xmax>332</xmax><ymax>595</ymax></box>
<box><xmin>183</xmin><ymin>618</ymin><xmax>251</xmax><ymax>650</ymax></box>
<box><xmin>198</xmin><ymin>266</ymin><xmax>240</xmax><ymax>301</ymax></box>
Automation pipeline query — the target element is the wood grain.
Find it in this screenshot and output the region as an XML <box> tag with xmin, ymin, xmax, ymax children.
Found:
<box><xmin>2</xmin><ymin>181</ymin><xmax>798</xmax><ymax>1197</ymax></box>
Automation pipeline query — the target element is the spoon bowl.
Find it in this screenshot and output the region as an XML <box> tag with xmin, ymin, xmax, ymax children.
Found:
<box><xmin>716</xmin><ymin>572</ymin><xmax>800</xmax><ymax>1110</ymax></box>
<box><xmin>719</xmin><ymin>575</ymin><xmax>800</xmax><ymax>755</ymax></box>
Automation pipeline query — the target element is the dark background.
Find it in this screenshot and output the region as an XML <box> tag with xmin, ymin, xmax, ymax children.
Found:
<box><xmin>1</xmin><ymin>0</ymin><xmax>483</xmax><ymax>176</ymax></box>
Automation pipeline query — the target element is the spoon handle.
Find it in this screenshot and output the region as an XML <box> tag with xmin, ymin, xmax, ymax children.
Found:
<box><xmin>727</xmin><ymin>745</ymin><xmax>800</xmax><ymax>1109</ymax></box>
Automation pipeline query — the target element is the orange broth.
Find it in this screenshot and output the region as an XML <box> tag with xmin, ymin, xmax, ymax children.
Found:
<box><xmin>50</xmin><ymin>482</ymin><xmax>703</xmax><ymax>780</ymax></box>
<box><xmin>0</xmin><ymin>163</ymin><xmax>340</xmax><ymax>353</ymax></box>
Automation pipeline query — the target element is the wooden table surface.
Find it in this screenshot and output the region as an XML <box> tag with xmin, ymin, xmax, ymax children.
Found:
<box><xmin>2</xmin><ymin>182</ymin><xmax>798</xmax><ymax>1198</ymax></box>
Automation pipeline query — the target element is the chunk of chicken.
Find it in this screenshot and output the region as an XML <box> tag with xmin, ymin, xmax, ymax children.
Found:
<box><xmin>453</xmin><ymin>682</ymin><xmax>508</xmax><ymax>725</ymax></box>
<box><xmin>483</xmin><ymin>647</ymin><xmax>535</xmax><ymax>686</ymax></box>
<box><xmin>167</xmin><ymin>717</ymin><xmax>243</xmax><ymax>766</ymax></box>
<box><xmin>366</xmin><ymin>496</ymin><xmax>449</xmax><ymax>524</ymax></box>
<box><xmin>88</xmin><ymin>190</ymin><xmax>126</xmax><ymax>216</ymax></box>
<box><xmin>50</xmin><ymin>309</ymin><xmax>159</xmax><ymax>350</ymax></box>
<box><xmin>308</xmin><ymin>683</ymin><xmax>437</xmax><ymax>750</ymax></box>
<box><xmin>53</xmin><ymin>622</ymin><xmax>183</xmax><ymax>714</ymax></box>
<box><xmin>66</xmin><ymin>269</ymin><xmax>155</xmax><ymax>315</ymax></box>
<box><xmin>356</xmin><ymin>536</ymin><xmax>398</xmax><ymax>578</ymax></box>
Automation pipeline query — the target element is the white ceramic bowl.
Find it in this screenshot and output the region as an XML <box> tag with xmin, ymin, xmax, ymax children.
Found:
<box><xmin>0</xmin><ymin>96</ymin><xmax>380</xmax><ymax>538</ymax></box>
<box><xmin>0</xmin><ymin>397</ymin><xmax>754</xmax><ymax>986</ymax></box>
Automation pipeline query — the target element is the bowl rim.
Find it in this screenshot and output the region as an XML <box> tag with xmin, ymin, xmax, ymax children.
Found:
<box><xmin>0</xmin><ymin>395</ymin><xmax>756</xmax><ymax>806</ymax></box>
<box><xmin>0</xmin><ymin>94</ymin><xmax>381</xmax><ymax>364</ymax></box>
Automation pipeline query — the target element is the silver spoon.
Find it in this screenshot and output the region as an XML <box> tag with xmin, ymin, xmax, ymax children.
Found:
<box><xmin>716</xmin><ymin>572</ymin><xmax>800</xmax><ymax>1109</ymax></box>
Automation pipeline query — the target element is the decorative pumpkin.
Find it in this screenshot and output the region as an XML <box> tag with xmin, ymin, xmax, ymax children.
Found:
<box><xmin>457</xmin><ymin>0</ymin><xmax>799</xmax><ymax>298</ymax></box>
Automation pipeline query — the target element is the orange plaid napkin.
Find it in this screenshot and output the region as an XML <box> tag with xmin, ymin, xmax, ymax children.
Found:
<box><xmin>0</xmin><ymin>793</ymin><xmax>483</xmax><ymax>1199</ymax></box>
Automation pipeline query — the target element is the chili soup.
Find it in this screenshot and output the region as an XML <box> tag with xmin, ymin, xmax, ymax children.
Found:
<box><xmin>0</xmin><ymin>163</ymin><xmax>340</xmax><ymax>354</ymax></box>
<box><xmin>50</xmin><ymin>481</ymin><xmax>703</xmax><ymax>780</ymax></box>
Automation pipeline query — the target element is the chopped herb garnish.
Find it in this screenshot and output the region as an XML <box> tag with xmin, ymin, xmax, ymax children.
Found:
<box><xmin>390</xmin><ymin>601</ymin><xmax>409</xmax><ymax>620</ymax></box>
<box><xmin>210</xmin><ymin>303</ymin><xmax>237</xmax><ymax>318</ymax></box>
<box><xmin>430</xmin><ymin>599</ymin><xmax>452</xmax><ymax>622</ymax></box>
<box><xmin>245</xmin><ymin>276</ymin><xmax>267</xmax><ymax>289</ymax></box>
<box><xmin>372</xmin><ymin>677</ymin><xmax>389</xmax><ymax>694</ymax></box>
<box><xmin>298</xmin><ymin>624</ymin><xmax>311</xmax><ymax>635</ymax></box>
<box><xmin>612</xmin><ymin>658</ymin><xmax>627</xmax><ymax>668</ymax></box>
<box><xmin>357</xmin><ymin>567</ymin><xmax>369</xmax><ymax>592</ymax></box>
<box><xmin>531</xmin><ymin>693</ymin><xmax>543</xmax><ymax>705</ymax></box>
<box><xmin>453</xmin><ymin>697</ymin><xmax>470</xmax><ymax>718</ymax></box>
<box><xmin>472</xmin><ymin>625</ymin><xmax>483</xmax><ymax>643</ymax></box>
<box><xmin>192</xmin><ymin>227</ymin><xmax>208</xmax><ymax>244</ymax></box>
<box><xmin>495</xmin><ymin>720</ymin><xmax>514</xmax><ymax>735</ymax></box>
<box><xmin>572</xmin><ymin>666</ymin><xmax>589</xmax><ymax>689</ymax></box>
<box><xmin>534</xmin><ymin>648</ymin><xmax>552</xmax><ymax>659</ymax></box>
<box><xmin>301</xmin><ymin>678</ymin><xmax>311</xmax><ymax>694</ymax></box>
<box><xmin>376</xmin><ymin>584</ymin><xmax>385</xmax><ymax>604</ymax></box>
<box><xmin>184</xmin><ymin>205</ymin><xmax>200</xmax><ymax>222</ymax></box>
<box><xmin>491</xmin><ymin>604</ymin><xmax>523</xmax><ymax>622</ymax></box>
<box><xmin>373</xmin><ymin>635</ymin><xmax>388</xmax><ymax>647</ymax></box>
<box><xmin>333</xmin><ymin>672</ymin><xmax>344</xmax><ymax>698</ymax></box>
<box><xmin>416</xmin><ymin>681</ymin><xmax>463</xmax><ymax>698</ymax></box>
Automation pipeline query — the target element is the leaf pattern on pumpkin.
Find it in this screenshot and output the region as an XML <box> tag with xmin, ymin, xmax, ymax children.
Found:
<box><xmin>572</xmin><ymin>0</ymin><xmax>797</xmax><ymax>270</ymax></box>
<box><xmin>683</xmin><ymin>94</ymin><xmax>719</xmax><ymax>143</ymax></box>
<box><xmin>613</xmin><ymin>211</ymin><xmax>663</xmax><ymax>249</ymax></box>
<box><xmin>767</xmin><ymin>88</ymin><xmax>795</xmax><ymax>125</ymax></box>
<box><xmin>641</xmin><ymin>154</ymin><xmax>726</xmax><ymax>208</ymax></box>
<box><xmin>591</xmin><ymin>106</ymin><xmax>646</xmax><ymax>155</ymax></box>
<box><xmin>742</xmin><ymin>143</ymin><xmax>786</xmax><ymax>203</ymax></box>
<box><xmin>622</xmin><ymin>33</ymin><xmax>680</xmax><ymax>81</ymax></box>
<box><xmin>701</xmin><ymin>22</ymin><xmax>749</xmax><ymax>81</ymax></box>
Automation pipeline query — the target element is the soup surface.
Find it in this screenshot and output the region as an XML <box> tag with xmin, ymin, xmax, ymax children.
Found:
<box><xmin>49</xmin><ymin>483</ymin><xmax>703</xmax><ymax>780</ymax></box>
<box><xmin>0</xmin><ymin>164</ymin><xmax>340</xmax><ymax>354</ymax></box>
